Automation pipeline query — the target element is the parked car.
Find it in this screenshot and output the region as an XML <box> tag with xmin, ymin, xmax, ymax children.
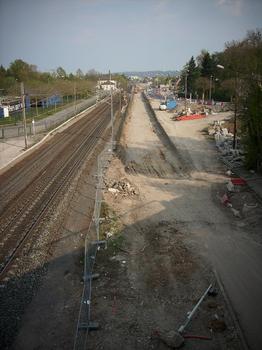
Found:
<box><xmin>159</xmin><ymin>102</ymin><xmax>167</xmax><ymax>111</ymax></box>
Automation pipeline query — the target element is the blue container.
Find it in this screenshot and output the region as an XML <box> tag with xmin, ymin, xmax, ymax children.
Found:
<box><xmin>166</xmin><ymin>99</ymin><xmax>177</xmax><ymax>110</ymax></box>
<box><xmin>25</xmin><ymin>95</ymin><xmax>31</xmax><ymax>109</ymax></box>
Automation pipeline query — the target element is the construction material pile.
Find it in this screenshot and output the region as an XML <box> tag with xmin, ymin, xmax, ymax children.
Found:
<box><xmin>172</xmin><ymin>106</ymin><xmax>208</xmax><ymax>121</ymax></box>
<box><xmin>208</xmin><ymin>120</ymin><xmax>245</xmax><ymax>169</ymax></box>
<box><xmin>105</xmin><ymin>178</ymin><xmax>138</xmax><ymax>197</ymax></box>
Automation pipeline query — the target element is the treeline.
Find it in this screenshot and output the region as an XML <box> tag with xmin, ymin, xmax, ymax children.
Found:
<box><xmin>0</xmin><ymin>60</ymin><xmax>128</xmax><ymax>97</ymax></box>
<box><xmin>180</xmin><ymin>29</ymin><xmax>262</xmax><ymax>171</ymax></box>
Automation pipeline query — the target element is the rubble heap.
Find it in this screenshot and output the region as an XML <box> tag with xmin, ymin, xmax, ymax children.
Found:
<box><xmin>208</xmin><ymin>120</ymin><xmax>245</xmax><ymax>169</ymax></box>
<box><xmin>105</xmin><ymin>178</ymin><xmax>138</xmax><ymax>197</ymax></box>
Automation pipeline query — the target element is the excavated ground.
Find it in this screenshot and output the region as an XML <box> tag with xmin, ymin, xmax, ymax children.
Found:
<box><xmin>86</xmin><ymin>94</ymin><xmax>246</xmax><ymax>350</ymax></box>
<box><xmin>8</xmin><ymin>92</ymin><xmax>262</xmax><ymax>350</ymax></box>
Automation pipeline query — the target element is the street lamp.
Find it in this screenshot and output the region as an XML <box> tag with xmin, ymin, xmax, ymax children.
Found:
<box><xmin>184</xmin><ymin>70</ymin><xmax>189</xmax><ymax>111</ymax></box>
<box><xmin>209</xmin><ymin>75</ymin><xmax>213</xmax><ymax>102</ymax></box>
<box><xmin>217</xmin><ymin>64</ymin><xmax>238</xmax><ymax>149</ymax></box>
<box><xmin>109</xmin><ymin>70</ymin><xmax>114</xmax><ymax>150</ymax></box>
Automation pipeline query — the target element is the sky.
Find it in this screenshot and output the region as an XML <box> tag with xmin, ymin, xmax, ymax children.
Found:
<box><xmin>0</xmin><ymin>0</ymin><xmax>261</xmax><ymax>74</ymax></box>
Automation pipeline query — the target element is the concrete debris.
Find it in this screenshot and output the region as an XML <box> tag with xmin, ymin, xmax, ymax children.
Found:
<box><xmin>108</xmin><ymin>188</ymin><xmax>120</xmax><ymax>194</ymax></box>
<box><xmin>226</xmin><ymin>178</ymin><xmax>246</xmax><ymax>193</ymax></box>
<box><xmin>208</xmin><ymin>120</ymin><xmax>245</xmax><ymax>169</ymax></box>
<box><xmin>226</xmin><ymin>170</ymin><xmax>233</xmax><ymax>176</ymax></box>
<box><xmin>222</xmin><ymin>128</ymin><xmax>228</xmax><ymax>136</ymax></box>
<box><xmin>242</xmin><ymin>203</ymin><xmax>258</xmax><ymax>215</ymax></box>
<box><xmin>106</xmin><ymin>178</ymin><xmax>137</xmax><ymax>196</ymax></box>
<box><xmin>105</xmin><ymin>231</ymin><xmax>113</xmax><ymax>239</ymax></box>
<box><xmin>230</xmin><ymin>207</ymin><xmax>241</xmax><ymax>218</ymax></box>
<box><xmin>208</xmin><ymin>128</ymin><xmax>216</xmax><ymax>136</ymax></box>
<box><xmin>226</xmin><ymin>181</ymin><xmax>235</xmax><ymax>192</ymax></box>
<box><xmin>160</xmin><ymin>330</ymin><xmax>185</xmax><ymax>349</ymax></box>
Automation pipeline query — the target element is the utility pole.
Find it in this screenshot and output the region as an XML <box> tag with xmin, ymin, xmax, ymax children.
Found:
<box><xmin>233</xmin><ymin>73</ymin><xmax>238</xmax><ymax>149</ymax></box>
<box><xmin>209</xmin><ymin>75</ymin><xmax>213</xmax><ymax>102</ymax></box>
<box><xmin>109</xmin><ymin>70</ymin><xmax>114</xmax><ymax>150</ymax></box>
<box><xmin>20</xmin><ymin>82</ymin><xmax>28</xmax><ymax>149</ymax></box>
<box><xmin>74</xmin><ymin>82</ymin><xmax>77</xmax><ymax>116</ymax></box>
<box><xmin>184</xmin><ymin>72</ymin><xmax>188</xmax><ymax>112</ymax></box>
<box><xmin>35</xmin><ymin>96</ymin><xmax>38</xmax><ymax>117</ymax></box>
<box><xmin>96</xmin><ymin>78</ymin><xmax>100</xmax><ymax>105</ymax></box>
<box><xmin>119</xmin><ymin>89</ymin><xmax>122</xmax><ymax>113</ymax></box>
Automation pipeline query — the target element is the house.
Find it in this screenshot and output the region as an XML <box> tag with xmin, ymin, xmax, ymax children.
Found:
<box><xmin>97</xmin><ymin>80</ymin><xmax>117</xmax><ymax>91</ymax></box>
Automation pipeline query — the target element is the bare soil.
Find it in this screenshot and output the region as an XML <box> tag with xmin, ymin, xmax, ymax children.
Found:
<box><xmin>10</xmin><ymin>92</ymin><xmax>262</xmax><ymax>350</ymax></box>
<box><xmin>86</xmin><ymin>94</ymin><xmax>245</xmax><ymax>349</ymax></box>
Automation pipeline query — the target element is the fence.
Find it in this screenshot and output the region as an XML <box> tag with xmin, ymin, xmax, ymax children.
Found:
<box><xmin>73</xmin><ymin>142</ymin><xmax>113</xmax><ymax>349</ymax></box>
<box><xmin>73</xmin><ymin>90</ymin><xmax>133</xmax><ymax>350</ymax></box>
<box><xmin>0</xmin><ymin>97</ymin><xmax>97</xmax><ymax>139</ymax></box>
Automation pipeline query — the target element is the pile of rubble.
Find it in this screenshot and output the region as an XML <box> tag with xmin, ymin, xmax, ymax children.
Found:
<box><xmin>105</xmin><ymin>178</ymin><xmax>138</xmax><ymax>197</ymax></box>
<box><xmin>208</xmin><ymin>120</ymin><xmax>245</xmax><ymax>169</ymax></box>
<box><xmin>220</xmin><ymin>175</ymin><xmax>261</xmax><ymax>221</ymax></box>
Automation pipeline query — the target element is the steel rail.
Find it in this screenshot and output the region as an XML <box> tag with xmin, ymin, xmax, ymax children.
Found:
<box><xmin>0</xmin><ymin>103</ymin><xmax>111</xmax><ymax>233</ymax></box>
<box><xmin>0</xmin><ymin>101</ymin><xmax>110</xmax><ymax>211</ymax></box>
<box><xmin>0</xmin><ymin>114</ymin><xmax>111</xmax><ymax>280</ymax></box>
<box><xmin>0</xmin><ymin>99</ymin><xmax>120</xmax><ymax>279</ymax></box>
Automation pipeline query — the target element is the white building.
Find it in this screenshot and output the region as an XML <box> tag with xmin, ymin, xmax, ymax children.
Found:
<box><xmin>98</xmin><ymin>80</ymin><xmax>117</xmax><ymax>91</ymax></box>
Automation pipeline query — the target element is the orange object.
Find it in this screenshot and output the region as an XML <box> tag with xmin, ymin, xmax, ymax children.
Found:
<box><xmin>231</xmin><ymin>178</ymin><xmax>246</xmax><ymax>185</ymax></box>
<box><xmin>176</xmin><ymin>114</ymin><xmax>206</xmax><ymax>121</ymax></box>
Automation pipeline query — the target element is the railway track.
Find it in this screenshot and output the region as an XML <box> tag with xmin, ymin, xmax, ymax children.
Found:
<box><xmin>0</xmin><ymin>101</ymin><xmax>110</xmax><ymax>212</ymax></box>
<box><xmin>0</xmin><ymin>98</ymin><xmax>120</xmax><ymax>280</ymax></box>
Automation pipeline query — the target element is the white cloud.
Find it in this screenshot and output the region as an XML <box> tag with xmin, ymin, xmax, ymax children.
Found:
<box><xmin>216</xmin><ymin>0</ymin><xmax>244</xmax><ymax>16</ymax></box>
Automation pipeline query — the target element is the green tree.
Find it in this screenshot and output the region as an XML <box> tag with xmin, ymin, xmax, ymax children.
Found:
<box><xmin>243</xmin><ymin>80</ymin><xmax>262</xmax><ymax>170</ymax></box>
<box><xmin>199</xmin><ymin>51</ymin><xmax>214</xmax><ymax>77</ymax></box>
<box><xmin>0</xmin><ymin>65</ymin><xmax>6</xmax><ymax>78</ymax></box>
<box><xmin>8</xmin><ymin>59</ymin><xmax>35</xmax><ymax>81</ymax></box>
<box><xmin>76</xmin><ymin>68</ymin><xmax>84</xmax><ymax>79</ymax></box>
<box><xmin>179</xmin><ymin>56</ymin><xmax>200</xmax><ymax>98</ymax></box>
<box><xmin>187</xmin><ymin>56</ymin><xmax>200</xmax><ymax>97</ymax></box>
<box><xmin>56</xmin><ymin>66</ymin><xmax>67</xmax><ymax>79</ymax></box>
<box><xmin>195</xmin><ymin>77</ymin><xmax>210</xmax><ymax>101</ymax></box>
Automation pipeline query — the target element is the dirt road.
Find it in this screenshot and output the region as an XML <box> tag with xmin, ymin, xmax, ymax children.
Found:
<box><xmin>84</xmin><ymin>92</ymin><xmax>262</xmax><ymax>349</ymax></box>
<box><xmin>151</xmin><ymin>98</ymin><xmax>262</xmax><ymax>350</ymax></box>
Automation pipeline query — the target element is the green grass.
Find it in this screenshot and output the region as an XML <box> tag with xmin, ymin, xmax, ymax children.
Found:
<box><xmin>99</xmin><ymin>202</ymin><xmax>123</xmax><ymax>241</ymax></box>
<box><xmin>107</xmin><ymin>234</ymin><xmax>125</xmax><ymax>255</ymax></box>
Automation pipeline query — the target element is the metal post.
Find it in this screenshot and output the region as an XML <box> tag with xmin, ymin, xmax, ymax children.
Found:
<box><xmin>109</xmin><ymin>70</ymin><xmax>114</xmax><ymax>149</ymax></box>
<box><xmin>20</xmin><ymin>82</ymin><xmax>28</xmax><ymax>149</ymax></box>
<box><xmin>119</xmin><ymin>90</ymin><xmax>122</xmax><ymax>113</ymax></box>
<box><xmin>209</xmin><ymin>75</ymin><xmax>213</xmax><ymax>101</ymax></box>
<box><xmin>184</xmin><ymin>72</ymin><xmax>188</xmax><ymax>112</ymax></box>
<box><xmin>74</xmin><ymin>82</ymin><xmax>77</xmax><ymax>116</ymax></box>
<box><xmin>178</xmin><ymin>284</ymin><xmax>213</xmax><ymax>334</ymax></box>
<box><xmin>36</xmin><ymin>96</ymin><xmax>38</xmax><ymax>117</ymax></box>
<box><xmin>233</xmin><ymin>73</ymin><xmax>237</xmax><ymax>149</ymax></box>
<box><xmin>32</xmin><ymin>119</ymin><xmax>35</xmax><ymax>135</ymax></box>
